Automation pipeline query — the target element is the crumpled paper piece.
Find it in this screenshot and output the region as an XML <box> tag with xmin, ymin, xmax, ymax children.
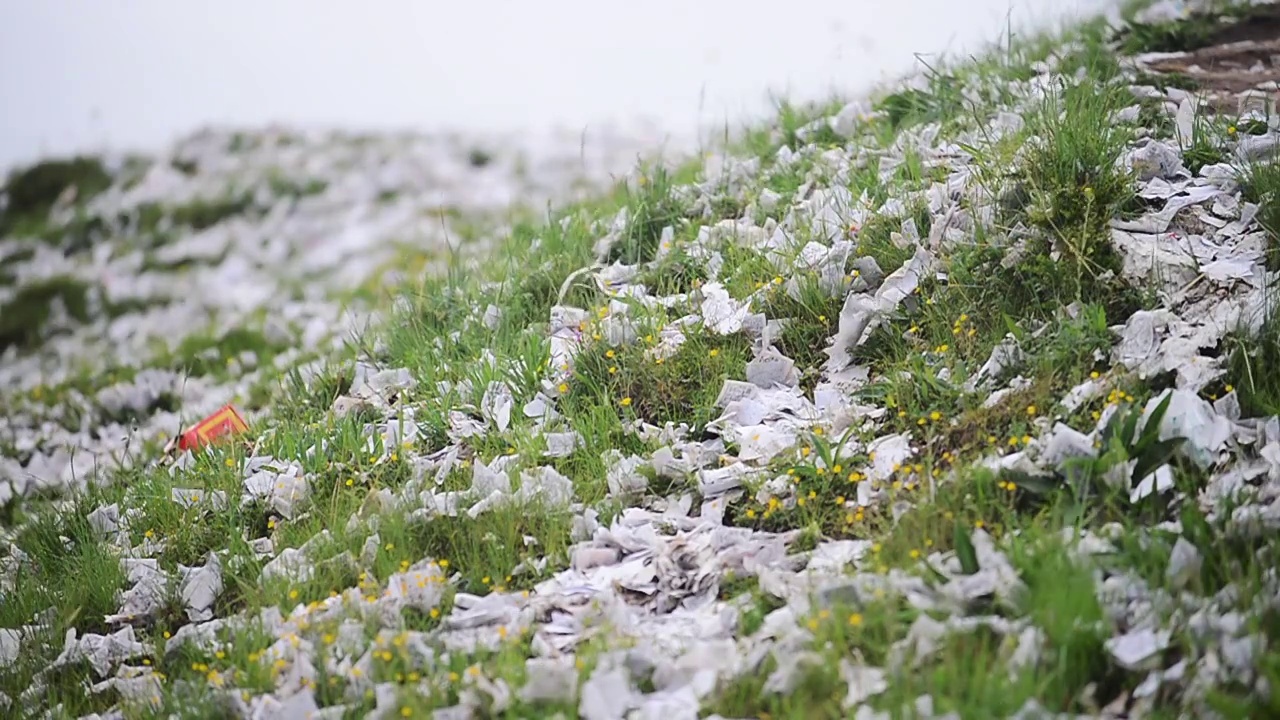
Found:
<box><xmin>52</xmin><ymin>626</ymin><xmax>147</xmax><ymax>678</ymax></box>
<box><xmin>824</xmin><ymin>247</ymin><xmax>934</xmax><ymax>374</ymax></box>
<box><xmin>241</xmin><ymin>457</ymin><xmax>311</xmax><ymax>519</ymax></box>
<box><xmin>106</xmin><ymin>559</ymin><xmax>170</xmax><ymax>625</ymax></box>
<box><xmin>179</xmin><ymin>552</ymin><xmax>224</xmax><ymax>622</ymax></box>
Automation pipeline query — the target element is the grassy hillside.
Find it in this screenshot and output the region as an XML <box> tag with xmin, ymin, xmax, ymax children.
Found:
<box><xmin>2</xmin><ymin>1</ymin><xmax>1280</xmax><ymax>718</ymax></box>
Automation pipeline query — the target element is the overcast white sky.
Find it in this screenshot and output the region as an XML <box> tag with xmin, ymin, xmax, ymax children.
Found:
<box><xmin>0</xmin><ymin>0</ymin><xmax>1111</xmax><ymax>170</ymax></box>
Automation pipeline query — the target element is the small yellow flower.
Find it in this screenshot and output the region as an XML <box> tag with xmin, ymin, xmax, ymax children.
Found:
<box><xmin>288</xmin><ymin>589</ymin><xmax>299</xmax><ymax>600</ymax></box>
<box><xmin>438</xmin><ymin>559</ymin><xmax>449</xmax><ymax>568</ymax></box>
<box><xmin>909</xmin><ymin>549</ymin><xmax>921</xmax><ymax>559</ymax></box>
<box><xmin>557</xmin><ymin>382</ymin><xmax>569</xmax><ymax>394</ymax></box>
<box><xmin>385</xmin><ymin>542</ymin><xmax>394</xmax><ymax>551</ymax></box>
<box><xmin>1090</xmin><ymin>371</ymin><xmax>1100</xmax><ymax>379</ymax></box>
<box><xmin>708</xmin><ymin>348</ymin><xmax>719</xmax><ymax>358</ymax></box>
<box><xmin>1228</xmin><ymin>125</ymin><xmax>1237</xmax><ymax>135</ymax></box>
<box><xmin>1225</xmin><ymin>384</ymin><xmax>1235</xmax><ymax>393</ymax></box>
<box><xmin>620</xmin><ymin>397</ymin><xmax>632</xmax><ymax>407</ymax></box>
<box><xmin>974</xmin><ymin>520</ymin><xmax>985</xmax><ymax>529</ymax></box>
<box><xmin>1026</xmin><ymin>405</ymin><xmax>1037</xmax><ymax>416</ymax></box>
<box><xmin>224</xmin><ymin>458</ymin><xmax>235</xmax><ymax>467</ymax></box>
<box><xmin>608</xmin><ymin>365</ymin><xmax>618</xmax><ymax>374</ymax></box>
<box><xmin>606</xmin><ymin>349</ymin><xmax>615</xmax><ymax>359</ymax></box>
<box><xmin>346</xmin><ymin>478</ymin><xmax>354</xmax><ymax>486</ymax></box>
<box><xmin>929</xmin><ymin>411</ymin><xmax>942</xmax><ymax>422</ymax></box>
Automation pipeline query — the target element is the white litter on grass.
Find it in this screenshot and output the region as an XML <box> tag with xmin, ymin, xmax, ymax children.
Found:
<box><xmin>241</xmin><ymin>457</ymin><xmax>311</xmax><ymax>519</ymax></box>
<box><xmin>7</xmin><ymin>14</ymin><xmax>1280</xmax><ymax>719</ymax></box>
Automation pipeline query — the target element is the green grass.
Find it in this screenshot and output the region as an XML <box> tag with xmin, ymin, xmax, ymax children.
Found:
<box><xmin>0</xmin><ymin>276</ymin><xmax>92</xmax><ymax>351</ymax></box>
<box><xmin>0</xmin><ymin>156</ymin><xmax>112</xmax><ymax>240</ymax></box>
<box><xmin>4</xmin><ymin>6</ymin><xmax>1280</xmax><ymax>720</ymax></box>
<box><xmin>1113</xmin><ymin>0</ymin><xmax>1272</xmax><ymax>55</ymax></box>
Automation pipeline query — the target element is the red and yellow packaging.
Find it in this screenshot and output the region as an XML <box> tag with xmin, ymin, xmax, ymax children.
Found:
<box><xmin>176</xmin><ymin>404</ymin><xmax>249</xmax><ymax>452</ymax></box>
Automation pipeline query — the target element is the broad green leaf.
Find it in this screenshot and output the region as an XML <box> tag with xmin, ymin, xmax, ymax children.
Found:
<box><xmin>954</xmin><ymin>524</ymin><xmax>980</xmax><ymax>575</ymax></box>
<box><xmin>1132</xmin><ymin>437</ymin><xmax>1184</xmax><ymax>486</ymax></box>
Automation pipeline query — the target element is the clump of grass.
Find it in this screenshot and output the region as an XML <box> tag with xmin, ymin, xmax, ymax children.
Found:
<box><xmin>164</xmin><ymin>326</ymin><xmax>284</xmax><ymax>380</ymax></box>
<box><xmin>1223</xmin><ymin>301</ymin><xmax>1280</xmax><ymax>417</ymax></box>
<box><xmin>608</xmin><ymin>164</ymin><xmax>688</xmax><ymax>265</ymax></box>
<box><xmin>0</xmin><ymin>276</ymin><xmax>92</xmax><ymax>351</ymax></box>
<box><xmin>1238</xmin><ymin>157</ymin><xmax>1280</xmax><ymax>271</ymax></box>
<box><xmin>631</xmin><ymin>245</ymin><xmax>707</xmax><ymax>297</ymax></box>
<box><xmin>565</xmin><ymin>323</ymin><xmax>753</xmax><ymax>429</ymax></box>
<box><xmin>0</xmin><ymin>156</ymin><xmax>112</xmax><ymax>239</ymax></box>
<box><xmin>1007</xmin><ymin>79</ymin><xmax>1136</xmax><ymax>310</ymax></box>
<box><xmin>170</xmin><ymin>193</ymin><xmax>256</xmax><ymax>231</ymax></box>
<box><xmin>1179</xmin><ymin>108</ymin><xmax>1231</xmax><ymax>175</ymax></box>
<box><xmin>1113</xmin><ymin>0</ymin><xmax>1268</xmax><ymax>55</ymax></box>
<box><xmin>873</xmin><ymin>61</ymin><xmax>966</xmax><ymax>131</ymax></box>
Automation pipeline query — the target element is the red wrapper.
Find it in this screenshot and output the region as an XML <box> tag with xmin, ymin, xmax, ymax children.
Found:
<box><xmin>176</xmin><ymin>404</ymin><xmax>249</xmax><ymax>451</ymax></box>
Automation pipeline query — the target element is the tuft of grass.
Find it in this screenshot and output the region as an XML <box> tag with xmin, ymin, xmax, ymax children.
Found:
<box><xmin>0</xmin><ymin>156</ymin><xmax>111</xmax><ymax>240</ymax></box>
<box><xmin>0</xmin><ymin>276</ymin><xmax>92</xmax><ymax>352</ymax></box>
<box><xmin>873</xmin><ymin>62</ymin><xmax>966</xmax><ymax>131</ymax></box>
<box><xmin>1114</xmin><ymin>0</ymin><xmax>1273</xmax><ymax>55</ymax></box>
<box><xmin>565</xmin><ymin>323</ymin><xmax>753</xmax><ymax>430</ymax></box>
<box><xmin>1223</xmin><ymin>300</ymin><xmax>1280</xmax><ymax>417</ymax></box>
<box><xmin>996</xmin><ymin>76</ymin><xmax>1136</xmax><ymax>313</ymax></box>
<box><xmin>1239</xmin><ymin>157</ymin><xmax>1280</xmax><ymax>272</ymax></box>
<box><xmin>607</xmin><ymin>163</ymin><xmax>689</xmax><ymax>265</ymax></box>
<box><xmin>170</xmin><ymin>193</ymin><xmax>256</xmax><ymax>231</ymax></box>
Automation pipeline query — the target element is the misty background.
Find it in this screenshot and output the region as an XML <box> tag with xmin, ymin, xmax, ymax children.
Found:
<box><xmin>0</xmin><ymin>0</ymin><xmax>1110</xmax><ymax>171</ymax></box>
